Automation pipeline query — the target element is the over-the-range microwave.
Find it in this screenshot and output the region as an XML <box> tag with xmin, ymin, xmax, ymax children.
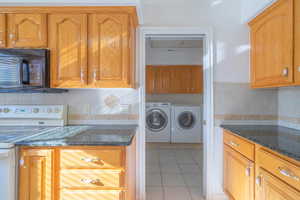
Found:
<box><xmin>0</xmin><ymin>48</ymin><xmax>66</xmax><ymax>93</ymax></box>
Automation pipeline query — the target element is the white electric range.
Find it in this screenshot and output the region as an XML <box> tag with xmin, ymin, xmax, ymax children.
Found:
<box><xmin>0</xmin><ymin>105</ymin><xmax>67</xmax><ymax>200</ymax></box>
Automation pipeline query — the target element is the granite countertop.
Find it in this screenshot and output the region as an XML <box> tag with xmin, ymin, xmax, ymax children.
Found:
<box><xmin>221</xmin><ymin>125</ymin><xmax>300</xmax><ymax>162</ymax></box>
<box><xmin>16</xmin><ymin>125</ymin><xmax>137</xmax><ymax>147</ymax></box>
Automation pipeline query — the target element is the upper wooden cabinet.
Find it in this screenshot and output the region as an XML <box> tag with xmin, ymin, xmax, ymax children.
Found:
<box><xmin>249</xmin><ymin>0</ymin><xmax>300</xmax><ymax>88</ymax></box>
<box><xmin>0</xmin><ymin>14</ymin><xmax>6</xmax><ymax>48</ymax></box>
<box><xmin>146</xmin><ymin>65</ymin><xmax>203</xmax><ymax>94</ymax></box>
<box><xmin>49</xmin><ymin>14</ymin><xmax>88</xmax><ymax>88</ymax></box>
<box><xmin>88</xmin><ymin>13</ymin><xmax>135</xmax><ymax>88</ymax></box>
<box><xmin>0</xmin><ymin>6</ymin><xmax>138</xmax><ymax>88</ymax></box>
<box><xmin>7</xmin><ymin>13</ymin><xmax>47</xmax><ymax>48</ymax></box>
<box><xmin>19</xmin><ymin>149</ymin><xmax>53</xmax><ymax>200</ymax></box>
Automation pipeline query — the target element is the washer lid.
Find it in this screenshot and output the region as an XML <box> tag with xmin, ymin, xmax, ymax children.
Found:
<box><xmin>177</xmin><ymin>111</ymin><xmax>196</xmax><ymax>130</ymax></box>
<box><xmin>146</xmin><ymin>109</ymin><xmax>168</xmax><ymax>132</ymax></box>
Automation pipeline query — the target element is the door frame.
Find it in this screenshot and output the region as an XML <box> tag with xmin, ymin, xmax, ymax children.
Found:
<box><xmin>137</xmin><ymin>26</ymin><xmax>216</xmax><ymax>200</ymax></box>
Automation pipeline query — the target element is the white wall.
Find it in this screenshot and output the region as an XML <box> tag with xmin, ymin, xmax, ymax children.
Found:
<box><xmin>146</xmin><ymin>39</ymin><xmax>203</xmax><ymax>65</ymax></box>
<box><xmin>241</xmin><ymin>0</ymin><xmax>277</xmax><ymax>23</ymax></box>
<box><xmin>142</xmin><ymin>0</ymin><xmax>250</xmax><ymax>83</ymax></box>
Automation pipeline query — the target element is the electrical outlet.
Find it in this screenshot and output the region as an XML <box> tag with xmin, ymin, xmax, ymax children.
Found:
<box><xmin>119</xmin><ymin>104</ymin><xmax>131</xmax><ymax>114</ymax></box>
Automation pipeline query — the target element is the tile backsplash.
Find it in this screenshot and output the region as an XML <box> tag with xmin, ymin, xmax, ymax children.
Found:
<box><xmin>0</xmin><ymin>89</ymin><xmax>139</xmax><ymax>123</ymax></box>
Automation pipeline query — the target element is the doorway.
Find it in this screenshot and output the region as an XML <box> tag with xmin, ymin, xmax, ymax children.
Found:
<box><xmin>138</xmin><ymin>27</ymin><xmax>214</xmax><ymax>200</ymax></box>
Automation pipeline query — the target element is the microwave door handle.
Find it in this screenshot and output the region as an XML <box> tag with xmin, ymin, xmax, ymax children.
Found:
<box><xmin>21</xmin><ymin>60</ymin><xmax>30</xmax><ymax>85</ymax></box>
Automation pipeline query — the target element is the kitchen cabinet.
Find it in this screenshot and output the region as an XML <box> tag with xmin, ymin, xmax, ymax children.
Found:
<box><xmin>223</xmin><ymin>145</ymin><xmax>254</xmax><ymax>200</ymax></box>
<box><xmin>146</xmin><ymin>65</ymin><xmax>203</xmax><ymax>94</ymax></box>
<box><xmin>49</xmin><ymin>14</ymin><xmax>88</xmax><ymax>88</ymax></box>
<box><xmin>88</xmin><ymin>13</ymin><xmax>135</xmax><ymax>88</ymax></box>
<box><xmin>0</xmin><ymin>7</ymin><xmax>138</xmax><ymax>89</ymax></box>
<box><xmin>7</xmin><ymin>14</ymin><xmax>47</xmax><ymax>48</ymax></box>
<box><xmin>19</xmin><ymin>149</ymin><xmax>53</xmax><ymax>200</ymax></box>
<box><xmin>249</xmin><ymin>0</ymin><xmax>300</xmax><ymax>88</ymax></box>
<box><xmin>18</xmin><ymin>142</ymin><xmax>136</xmax><ymax>200</ymax></box>
<box><xmin>256</xmin><ymin>168</ymin><xmax>300</xmax><ymax>200</ymax></box>
<box><xmin>223</xmin><ymin>129</ymin><xmax>300</xmax><ymax>200</ymax></box>
<box><xmin>0</xmin><ymin>14</ymin><xmax>6</xmax><ymax>48</ymax></box>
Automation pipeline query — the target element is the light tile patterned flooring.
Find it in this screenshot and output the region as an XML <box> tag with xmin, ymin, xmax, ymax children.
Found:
<box><xmin>146</xmin><ymin>143</ymin><xmax>204</xmax><ymax>200</ymax></box>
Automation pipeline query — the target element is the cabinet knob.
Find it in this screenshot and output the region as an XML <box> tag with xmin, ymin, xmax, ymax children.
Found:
<box><xmin>81</xmin><ymin>157</ymin><xmax>101</xmax><ymax>163</ymax></box>
<box><xmin>256</xmin><ymin>176</ymin><xmax>261</xmax><ymax>186</ymax></box>
<box><xmin>245</xmin><ymin>167</ymin><xmax>251</xmax><ymax>176</ymax></box>
<box><xmin>297</xmin><ymin>66</ymin><xmax>300</xmax><ymax>72</ymax></box>
<box><xmin>81</xmin><ymin>178</ymin><xmax>101</xmax><ymax>184</ymax></box>
<box><xmin>282</xmin><ymin>68</ymin><xmax>289</xmax><ymax>77</ymax></box>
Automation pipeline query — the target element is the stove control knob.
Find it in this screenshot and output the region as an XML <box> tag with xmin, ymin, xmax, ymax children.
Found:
<box><xmin>32</xmin><ymin>108</ymin><xmax>39</xmax><ymax>113</ymax></box>
<box><xmin>0</xmin><ymin>108</ymin><xmax>2</xmax><ymax>113</ymax></box>
<box><xmin>3</xmin><ymin>108</ymin><xmax>10</xmax><ymax>113</ymax></box>
<box><xmin>47</xmin><ymin>108</ymin><xmax>52</xmax><ymax>113</ymax></box>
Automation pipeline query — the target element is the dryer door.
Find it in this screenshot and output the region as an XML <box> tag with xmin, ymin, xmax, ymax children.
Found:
<box><xmin>146</xmin><ymin>109</ymin><xmax>168</xmax><ymax>132</ymax></box>
<box><xmin>177</xmin><ymin>111</ymin><xmax>196</xmax><ymax>130</ymax></box>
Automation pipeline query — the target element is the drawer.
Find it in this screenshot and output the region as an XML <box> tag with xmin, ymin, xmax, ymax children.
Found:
<box><xmin>60</xmin><ymin>190</ymin><xmax>124</xmax><ymax>200</ymax></box>
<box><xmin>223</xmin><ymin>130</ymin><xmax>255</xmax><ymax>161</ymax></box>
<box><xmin>60</xmin><ymin>169</ymin><xmax>124</xmax><ymax>189</ymax></box>
<box><xmin>60</xmin><ymin>148</ymin><xmax>124</xmax><ymax>169</ymax></box>
<box><xmin>257</xmin><ymin>148</ymin><xmax>300</xmax><ymax>191</ymax></box>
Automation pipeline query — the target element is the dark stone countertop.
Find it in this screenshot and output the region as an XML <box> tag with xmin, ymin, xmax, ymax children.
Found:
<box><xmin>221</xmin><ymin>125</ymin><xmax>300</xmax><ymax>162</ymax></box>
<box><xmin>16</xmin><ymin>125</ymin><xmax>137</xmax><ymax>147</ymax></box>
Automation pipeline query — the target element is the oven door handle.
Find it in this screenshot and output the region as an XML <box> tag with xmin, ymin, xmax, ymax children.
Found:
<box><xmin>21</xmin><ymin>59</ymin><xmax>30</xmax><ymax>85</ymax></box>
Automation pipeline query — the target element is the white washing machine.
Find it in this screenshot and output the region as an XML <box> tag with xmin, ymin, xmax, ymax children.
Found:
<box><xmin>146</xmin><ymin>102</ymin><xmax>171</xmax><ymax>142</ymax></box>
<box><xmin>171</xmin><ymin>105</ymin><xmax>203</xmax><ymax>143</ymax></box>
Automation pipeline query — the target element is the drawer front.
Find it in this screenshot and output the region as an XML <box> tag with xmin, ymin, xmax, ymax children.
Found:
<box><xmin>60</xmin><ymin>148</ymin><xmax>124</xmax><ymax>169</ymax></box>
<box><xmin>60</xmin><ymin>169</ymin><xmax>123</xmax><ymax>189</ymax></box>
<box><xmin>61</xmin><ymin>190</ymin><xmax>123</xmax><ymax>200</ymax></box>
<box><xmin>224</xmin><ymin>130</ymin><xmax>255</xmax><ymax>161</ymax></box>
<box><xmin>257</xmin><ymin>148</ymin><xmax>300</xmax><ymax>191</ymax></box>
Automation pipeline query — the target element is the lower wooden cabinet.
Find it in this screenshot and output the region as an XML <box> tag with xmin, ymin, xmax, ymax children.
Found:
<box><xmin>18</xmin><ymin>143</ymin><xmax>136</xmax><ymax>200</ymax></box>
<box><xmin>223</xmin><ymin>130</ymin><xmax>300</xmax><ymax>200</ymax></box>
<box><xmin>19</xmin><ymin>149</ymin><xmax>53</xmax><ymax>200</ymax></box>
<box><xmin>256</xmin><ymin>168</ymin><xmax>300</xmax><ymax>200</ymax></box>
<box><xmin>223</xmin><ymin>145</ymin><xmax>254</xmax><ymax>200</ymax></box>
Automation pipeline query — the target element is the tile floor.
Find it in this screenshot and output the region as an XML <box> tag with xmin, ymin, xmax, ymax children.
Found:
<box><xmin>146</xmin><ymin>143</ymin><xmax>204</xmax><ymax>200</ymax></box>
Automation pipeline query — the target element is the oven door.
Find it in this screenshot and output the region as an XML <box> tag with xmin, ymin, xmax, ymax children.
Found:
<box><xmin>0</xmin><ymin>149</ymin><xmax>16</xmax><ymax>200</ymax></box>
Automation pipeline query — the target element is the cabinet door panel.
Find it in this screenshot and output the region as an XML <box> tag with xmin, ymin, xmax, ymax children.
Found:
<box><xmin>294</xmin><ymin>0</ymin><xmax>300</xmax><ymax>84</ymax></box>
<box><xmin>256</xmin><ymin>168</ymin><xmax>300</xmax><ymax>200</ymax></box>
<box><xmin>224</xmin><ymin>145</ymin><xmax>254</xmax><ymax>200</ymax></box>
<box><xmin>49</xmin><ymin>14</ymin><xmax>88</xmax><ymax>88</ymax></box>
<box><xmin>7</xmin><ymin>13</ymin><xmax>47</xmax><ymax>48</ymax></box>
<box><xmin>89</xmin><ymin>14</ymin><xmax>132</xmax><ymax>88</ymax></box>
<box><xmin>0</xmin><ymin>14</ymin><xmax>6</xmax><ymax>47</ymax></box>
<box><xmin>250</xmin><ymin>0</ymin><xmax>293</xmax><ymax>88</ymax></box>
<box><xmin>19</xmin><ymin>149</ymin><xmax>53</xmax><ymax>200</ymax></box>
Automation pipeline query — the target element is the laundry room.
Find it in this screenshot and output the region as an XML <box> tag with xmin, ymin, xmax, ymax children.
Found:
<box><xmin>145</xmin><ymin>35</ymin><xmax>204</xmax><ymax>198</ymax></box>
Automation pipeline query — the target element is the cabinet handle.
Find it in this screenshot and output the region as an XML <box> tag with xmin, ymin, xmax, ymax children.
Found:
<box><xmin>278</xmin><ymin>167</ymin><xmax>300</xmax><ymax>181</ymax></box>
<box><xmin>9</xmin><ymin>33</ymin><xmax>14</xmax><ymax>39</ymax></box>
<box><xmin>81</xmin><ymin>178</ymin><xmax>101</xmax><ymax>184</ymax></box>
<box><xmin>256</xmin><ymin>176</ymin><xmax>261</xmax><ymax>186</ymax></box>
<box><xmin>81</xmin><ymin>157</ymin><xmax>101</xmax><ymax>163</ymax></box>
<box><xmin>229</xmin><ymin>141</ymin><xmax>239</xmax><ymax>147</ymax></box>
<box><xmin>282</xmin><ymin>68</ymin><xmax>289</xmax><ymax>77</ymax></box>
<box><xmin>245</xmin><ymin>167</ymin><xmax>251</xmax><ymax>176</ymax></box>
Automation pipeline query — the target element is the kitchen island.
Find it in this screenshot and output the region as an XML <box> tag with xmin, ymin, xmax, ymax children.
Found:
<box><xmin>16</xmin><ymin>125</ymin><xmax>137</xmax><ymax>200</ymax></box>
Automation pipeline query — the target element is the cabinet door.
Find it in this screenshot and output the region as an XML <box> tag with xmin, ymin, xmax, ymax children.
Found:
<box><xmin>19</xmin><ymin>149</ymin><xmax>53</xmax><ymax>200</ymax></box>
<box><xmin>294</xmin><ymin>0</ymin><xmax>300</xmax><ymax>84</ymax></box>
<box><xmin>256</xmin><ymin>168</ymin><xmax>300</xmax><ymax>200</ymax></box>
<box><xmin>224</xmin><ymin>145</ymin><xmax>254</xmax><ymax>200</ymax></box>
<box><xmin>249</xmin><ymin>0</ymin><xmax>293</xmax><ymax>88</ymax></box>
<box><xmin>191</xmin><ymin>66</ymin><xmax>203</xmax><ymax>93</ymax></box>
<box><xmin>88</xmin><ymin>14</ymin><xmax>132</xmax><ymax>88</ymax></box>
<box><xmin>7</xmin><ymin>13</ymin><xmax>47</xmax><ymax>48</ymax></box>
<box><xmin>0</xmin><ymin>14</ymin><xmax>6</xmax><ymax>47</ymax></box>
<box><xmin>49</xmin><ymin>14</ymin><xmax>88</xmax><ymax>88</ymax></box>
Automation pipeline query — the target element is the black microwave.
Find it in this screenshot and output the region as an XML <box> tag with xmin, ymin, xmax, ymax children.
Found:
<box><xmin>0</xmin><ymin>49</ymin><xmax>66</xmax><ymax>93</ymax></box>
